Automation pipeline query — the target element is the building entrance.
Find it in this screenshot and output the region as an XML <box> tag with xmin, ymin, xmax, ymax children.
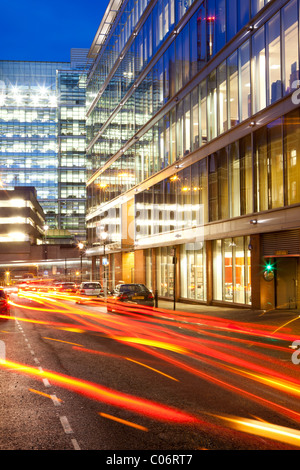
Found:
<box><xmin>276</xmin><ymin>258</ymin><xmax>299</xmax><ymax>310</ymax></box>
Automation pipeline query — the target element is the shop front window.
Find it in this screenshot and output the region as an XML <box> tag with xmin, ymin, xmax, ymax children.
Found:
<box><xmin>180</xmin><ymin>242</ymin><xmax>206</xmax><ymax>301</ymax></box>
<box><xmin>156</xmin><ymin>246</ymin><xmax>174</xmax><ymax>297</ymax></box>
<box><xmin>213</xmin><ymin>237</ymin><xmax>251</xmax><ymax>305</ymax></box>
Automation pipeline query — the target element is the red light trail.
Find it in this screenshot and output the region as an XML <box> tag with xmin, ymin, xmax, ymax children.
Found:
<box><xmin>3</xmin><ymin>290</ymin><xmax>300</xmax><ymax>448</ymax></box>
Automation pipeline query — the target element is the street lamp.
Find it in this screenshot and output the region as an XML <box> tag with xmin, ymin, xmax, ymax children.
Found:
<box><xmin>101</xmin><ymin>231</ymin><xmax>108</xmax><ymax>297</ymax></box>
<box><xmin>78</xmin><ymin>242</ymin><xmax>84</xmax><ymax>282</ymax></box>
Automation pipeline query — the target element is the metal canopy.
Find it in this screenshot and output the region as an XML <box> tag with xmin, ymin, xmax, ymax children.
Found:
<box><xmin>88</xmin><ymin>0</ymin><xmax>123</xmax><ymax>59</ymax></box>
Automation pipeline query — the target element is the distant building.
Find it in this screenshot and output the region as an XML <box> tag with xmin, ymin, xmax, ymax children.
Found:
<box><xmin>0</xmin><ymin>186</ymin><xmax>45</xmax><ymax>244</ymax></box>
<box><xmin>0</xmin><ymin>51</ymin><xmax>89</xmax><ymax>241</ymax></box>
<box><xmin>85</xmin><ymin>0</ymin><xmax>300</xmax><ymax>310</ymax></box>
<box><xmin>0</xmin><ymin>186</ymin><xmax>88</xmax><ymax>282</ymax></box>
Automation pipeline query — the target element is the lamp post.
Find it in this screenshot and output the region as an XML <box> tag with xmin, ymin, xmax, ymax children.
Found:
<box><xmin>43</xmin><ymin>224</ymin><xmax>49</xmax><ymax>261</ymax></box>
<box><xmin>78</xmin><ymin>242</ymin><xmax>84</xmax><ymax>283</ymax></box>
<box><xmin>101</xmin><ymin>231</ymin><xmax>108</xmax><ymax>297</ymax></box>
<box><xmin>43</xmin><ymin>224</ymin><xmax>49</xmax><ymax>243</ymax></box>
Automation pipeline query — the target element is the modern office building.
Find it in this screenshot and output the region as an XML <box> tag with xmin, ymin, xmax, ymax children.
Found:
<box><xmin>0</xmin><ymin>50</ymin><xmax>90</xmax><ymax>241</ymax></box>
<box><xmin>85</xmin><ymin>0</ymin><xmax>300</xmax><ymax>311</ymax></box>
<box><xmin>57</xmin><ymin>66</ymin><xmax>87</xmax><ymax>239</ymax></box>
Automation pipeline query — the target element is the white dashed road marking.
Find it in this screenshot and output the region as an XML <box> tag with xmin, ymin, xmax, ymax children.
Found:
<box><xmin>14</xmin><ymin>319</ymin><xmax>81</xmax><ymax>450</ymax></box>
<box><xmin>0</xmin><ymin>340</ymin><xmax>5</xmax><ymax>362</ymax></box>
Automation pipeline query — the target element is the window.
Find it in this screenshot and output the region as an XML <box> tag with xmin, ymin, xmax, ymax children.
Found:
<box><xmin>240</xmin><ymin>135</ymin><xmax>253</xmax><ymax>215</ymax></box>
<box><xmin>252</xmin><ymin>26</ymin><xmax>266</xmax><ymax>114</ymax></box>
<box><xmin>183</xmin><ymin>95</ymin><xmax>191</xmax><ymax>155</ymax></box>
<box><xmin>209</xmin><ymin>149</ymin><xmax>228</xmax><ymax>221</ymax></box>
<box><xmin>268</xmin><ymin>119</ymin><xmax>283</xmax><ymax>209</ymax></box>
<box><xmin>283</xmin><ymin>0</ymin><xmax>299</xmax><ymax>95</ymax></box>
<box><xmin>228</xmin><ymin>51</ymin><xmax>239</xmax><ymax>128</ymax></box>
<box><xmin>239</xmin><ymin>41</ymin><xmax>251</xmax><ymax>121</ymax></box>
<box><xmin>217</xmin><ymin>61</ymin><xmax>227</xmax><ymax>134</ymax></box>
<box><xmin>191</xmin><ymin>87</ymin><xmax>199</xmax><ymax>151</ymax></box>
<box><xmin>200</xmin><ymin>79</ymin><xmax>207</xmax><ymax>144</ymax></box>
<box><xmin>216</xmin><ymin>0</ymin><xmax>226</xmax><ymax>52</ymax></box>
<box><xmin>267</xmin><ymin>13</ymin><xmax>281</xmax><ymax>105</ymax></box>
<box><xmin>180</xmin><ymin>242</ymin><xmax>206</xmax><ymax>301</ymax></box>
<box><xmin>284</xmin><ymin>109</ymin><xmax>300</xmax><ymax>205</ymax></box>
<box><xmin>228</xmin><ymin>141</ymin><xmax>240</xmax><ymax>218</ymax></box>
<box><xmin>207</xmin><ymin>71</ymin><xmax>217</xmax><ymax>140</ymax></box>
<box><xmin>254</xmin><ymin>126</ymin><xmax>268</xmax><ymax>212</ymax></box>
<box><xmin>213</xmin><ymin>237</ymin><xmax>251</xmax><ymax>305</ymax></box>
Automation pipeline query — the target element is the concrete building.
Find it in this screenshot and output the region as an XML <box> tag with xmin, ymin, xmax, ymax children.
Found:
<box><xmin>85</xmin><ymin>0</ymin><xmax>300</xmax><ymax>310</ymax></box>
<box><xmin>0</xmin><ymin>186</ymin><xmax>45</xmax><ymax>245</ymax></box>
<box><xmin>0</xmin><ymin>186</ymin><xmax>86</xmax><ymax>282</ymax></box>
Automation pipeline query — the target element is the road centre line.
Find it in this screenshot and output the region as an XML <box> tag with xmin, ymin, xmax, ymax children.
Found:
<box><xmin>16</xmin><ymin>319</ymin><xmax>81</xmax><ymax>449</ymax></box>
<box><xmin>60</xmin><ymin>415</ymin><xmax>73</xmax><ymax>434</ymax></box>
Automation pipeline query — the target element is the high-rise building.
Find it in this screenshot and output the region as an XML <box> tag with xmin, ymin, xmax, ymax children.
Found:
<box><xmin>57</xmin><ymin>67</ymin><xmax>87</xmax><ymax>239</ymax></box>
<box><xmin>0</xmin><ymin>50</ymin><xmax>90</xmax><ymax>240</ymax></box>
<box><xmin>85</xmin><ymin>0</ymin><xmax>300</xmax><ymax>310</ymax></box>
<box><xmin>0</xmin><ymin>60</ymin><xmax>65</xmax><ymax>227</ymax></box>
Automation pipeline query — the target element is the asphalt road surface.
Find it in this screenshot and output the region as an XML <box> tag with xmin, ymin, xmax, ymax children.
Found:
<box><xmin>0</xmin><ymin>290</ymin><xmax>300</xmax><ymax>455</ymax></box>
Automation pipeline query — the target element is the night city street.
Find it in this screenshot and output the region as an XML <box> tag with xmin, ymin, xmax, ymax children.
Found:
<box><xmin>0</xmin><ymin>289</ymin><xmax>299</xmax><ymax>454</ymax></box>
<box><xmin>1</xmin><ymin>0</ymin><xmax>300</xmax><ymax>461</ymax></box>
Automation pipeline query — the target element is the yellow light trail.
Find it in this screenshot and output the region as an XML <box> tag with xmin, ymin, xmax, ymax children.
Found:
<box><xmin>54</xmin><ymin>327</ymin><xmax>86</xmax><ymax>334</ymax></box>
<box><xmin>214</xmin><ymin>414</ymin><xmax>300</xmax><ymax>448</ymax></box>
<box><xmin>29</xmin><ymin>388</ymin><xmax>63</xmax><ymax>403</ymax></box>
<box><xmin>99</xmin><ymin>412</ymin><xmax>148</xmax><ymax>432</ymax></box>
<box><xmin>272</xmin><ymin>315</ymin><xmax>300</xmax><ymax>334</ymax></box>
<box><xmin>125</xmin><ymin>357</ymin><xmax>179</xmax><ymax>382</ymax></box>
<box><xmin>221</xmin><ymin>364</ymin><xmax>300</xmax><ymax>397</ymax></box>
<box><xmin>110</xmin><ymin>336</ymin><xmax>189</xmax><ymax>354</ymax></box>
<box><xmin>43</xmin><ymin>337</ymin><xmax>84</xmax><ymax>347</ymax></box>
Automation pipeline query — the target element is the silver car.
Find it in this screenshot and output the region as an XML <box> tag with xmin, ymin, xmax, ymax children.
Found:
<box><xmin>77</xmin><ymin>282</ymin><xmax>103</xmax><ymax>297</ymax></box>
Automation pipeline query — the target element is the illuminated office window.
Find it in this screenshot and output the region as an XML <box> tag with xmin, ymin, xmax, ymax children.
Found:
<box><xmin>282</xmin><ymin>0</ymin><xmax>299</xmax><ymax>95</ymax></box>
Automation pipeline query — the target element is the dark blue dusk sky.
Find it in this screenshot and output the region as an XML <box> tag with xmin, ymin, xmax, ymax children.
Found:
<box><xmin>0</xmin><ymin>0</ymin><xmax>109</xmax><ymax>62</ymax></box>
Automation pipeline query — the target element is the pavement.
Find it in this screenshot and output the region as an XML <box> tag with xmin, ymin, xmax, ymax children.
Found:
<box><xmin>154</xmin><ymin>299</ymin><xmax>300</xmax><ymax>337</ymax></box>
<box><xmin>85</xmin><ymin>295</ymin><xmax>300</xmax><ymax>337</ymax></box>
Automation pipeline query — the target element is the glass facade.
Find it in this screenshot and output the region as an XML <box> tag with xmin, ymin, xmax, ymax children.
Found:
<box><xmin>57</xmin><ymin>69</ymin><xmax>87</xmax><ymax>237</ymax></box>
<box><xmin>0</xmin><ymin>57</ymin><xmax>88</xmax><ymax>236</ymax></box>
<box><xmin>86</xmin><ymin>0</ymin><xmax>300</xmax><ymax>307</ymax></box>
<box><xmin>87</xmin><ymin>0</ymin><xmax>300</xmax><ymax>214</ymax></box>
<box><xmin>133</xmin><ymin>108</ymin><xmax>300</xmax><ymax>227</ymax></box>
<box><xmin>0</xmin><ymin>61</ymin><xmax>68</xmax><ymax>227</ymax></box>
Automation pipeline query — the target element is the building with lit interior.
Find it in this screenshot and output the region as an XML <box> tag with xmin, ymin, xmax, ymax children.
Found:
<box><xmin>85</xmin><ymin>0</ymin><xmax>300</xmax><ymax>311</ymax></box>
<box><xmin>0</xmin><ymin>49</ymin><xmax>90</xmax><ymax>241</ymax></box>
<box><xmin>0</xmin><ymin>186</ymin><xmax>45</xmax><ymax>245</ymax></box>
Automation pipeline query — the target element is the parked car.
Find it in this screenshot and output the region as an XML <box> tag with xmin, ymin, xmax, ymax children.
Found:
<box><xmin>77</xmin><ymin>282</ymin><xmax>103</xmax><ymax>298</ymax></box>
<box><xmin>55</xmin><ymin>282</ymin><xmax>77</xmax><ymax>293</ymax></box>
<box><xmin>0</xmin><ymin>288</ymin><xmax>10</xmax><ymax>317</ymax></box>
<box><xmin>107</xmin><ymin>283</ymin><xmax>154</xmax><ymax>312</ymax></box>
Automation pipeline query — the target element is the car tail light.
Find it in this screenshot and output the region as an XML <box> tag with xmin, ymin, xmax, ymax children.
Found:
<box><xmin>148</xmin><ymin>293</ymin><xmax>154</xmax><ymax>299</ymax></box>
<box><xmin>119</xmin><ymin>293</ymin><xmax>128</xmax><ymax>300</ymax></box>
